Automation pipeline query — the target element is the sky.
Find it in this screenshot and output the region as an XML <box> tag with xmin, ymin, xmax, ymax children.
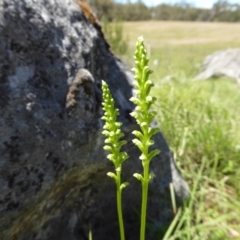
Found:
<box><xmin>116</xmin><ymin>0</ymin><xmax>240</xmax><ymax>9</ymax></box>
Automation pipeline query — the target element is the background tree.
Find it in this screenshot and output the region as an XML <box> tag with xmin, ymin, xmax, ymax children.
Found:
<box><xmin>86</xmin><ymin>0</ymin><xmax>114</xmax><ymax>20</ymax></box>
<box><xmin>84</xmin><ymin>0</ymin><xmax>240</xmax><ymax>22</ymax></box>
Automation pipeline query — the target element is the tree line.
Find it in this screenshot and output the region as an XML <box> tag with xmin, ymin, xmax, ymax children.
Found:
<box><xmin>85</xmin><ymin>0</ymin><xmax>240</xmax><ymax>22</ymax></box>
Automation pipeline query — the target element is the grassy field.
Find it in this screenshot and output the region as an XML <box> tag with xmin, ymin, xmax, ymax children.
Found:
<box><xmin>121</xmin><ymin>21</ymin><xmax>240</xmax><ymax>239</ymax></box>
<box><xmin>122</xmin><ymin>21</ymin><xmax>240</xmax><ymax>78</ymax></box>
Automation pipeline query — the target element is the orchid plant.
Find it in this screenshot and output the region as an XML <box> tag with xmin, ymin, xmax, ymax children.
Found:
<box><xmin>101</xmin><ymin>36</ymin><xmax>160</xmax><ymax>240</ymax></box>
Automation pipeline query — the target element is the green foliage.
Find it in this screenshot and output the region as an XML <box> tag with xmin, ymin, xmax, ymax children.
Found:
<box><xmin>153</xmin><ymin>79</ymin><xmax>240</xmax><ymax>184</ymax></box>
<box><xmin>102</xmin><ymin>17</ymin><xmax>128</xmax><ymax>55</ymax></box>
<box><xmin>153</xmin><ymin>3</ymin><xmax>212</xmax><ymax>21</ymax></box>
<box><xmin>102</xmin><ymin>80</ymin><xmax>128</xmax><ymax>168</ymax></box>
<box><xmin>87</xmin><ymin>0</ymin><xmax>114</xmax><ymax>20</ymax></box>
<box><xmin>114</xmin><ymin>2</ymin><xmax>151</xmax><ymax>21</ymax></box>
<box><xmin>151</xmin><ymin>76</ymin><xmax>240</xmax><ymax>239</ymax></box>
<box><xmin>131</xmin><ymin>37</ymin><xmax>160</xmax><ymax>240</ymax></box>
<box><xmin>101</xmin><ymin>80</ymin><xmax>129</xmax><ymax>240</ymax></box>
<box><xmin>102</xmin><ymin>37</ymin><xmax>160</xmax><ymax>240</ymax></box>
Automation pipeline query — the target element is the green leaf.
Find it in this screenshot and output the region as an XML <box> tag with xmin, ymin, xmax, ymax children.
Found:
<box><xmin>139</xmin><ymin>153</ymin><xmax>148</xmax><ymax>161</ymax></box>
<box><xmin>148</xmin><ymin>127</ymin><xmax>160</xmax><ymax>137</ymax></box>
<box><xmin>107</xmin><ymin>172</ymin><xmax>117</xmax><ymax>181</ymax></box>
<box><xmin>103</xmin><ymin>124</ymin><xmax>109</xmax><ymax>129</ymax></box>
<box><xmin>146</xmin><ymin>139</ymin><xmax>154</xmax><ymax>147</ymax></box>
<box><xmin>120</xmin><ymin>182</ymin><xmax>129</xmax><ymax>190</ymax></box>
<box><xmin>130</xmin><ymin>111</ymin><xmax>138</xmax><ymax>118</ymax></box>
<box><xmin>146</xmin><ymin>96</ymin><xmax>154</xmax><ymax>103</ymax></box>
<box><xmin>118</xmin><ymin>140</ymin><xmax>127</xmax><ymax>148</ymax></box>
<box><xmin>131</xmin><ymin>67</ymin><xmax>137</xmax><ymax>73</ymax></box>
<box><xmin>144</xmin><ymin>80</ymin><xmax>154</xmax><ymax>96</ymax></box>
<box><xmin>117</xmin><ymin>132</ymin><xmax>124</xmax><ymax>139</ymax></box>
<box><xmin>132</xmin><ymin>138</ymin><xmax>144</xmax><ymax>152</ymax></box>
<box><xmin>102</xmin><ymin>130</ymin><xmax>110</xmax><ymax>136</ymax></box>
<box><xmin>115</xmin><ymin>122</ymin><xmax>122</xmax><ymax>128</ymax></box>
<box><xmin>130</xmin><ymin>97</ymin><xmax>141</xmax><ymax>105</ymax></box>
<box><xmin>103</xmin><ymin>145</ymin><xmax>113</xmax><ymax>152</ymax></box>
<box><xmin>132</xmin><ymin>130</ymin><xmax>144</xmax><ymax>141</ymax></box>
<box><xmin>135</xmin><ymin>106</ymin><xmax>142</xmax><ymax>112</ymax></box>
<box><xmin>104</xmin><ymin>138</ymin><xmax>111</xmax><ymax>144</ymax></box>
<box><xmin>120</xmin><ymin>152</ymin><xmax>129</xmax><ymax>162</ymax></box>
<box><xmin>140</xmin><ymin>122</ymin><xmax>147</xmax><ymax>128</ymax></box>
<box><xmin>147</xmin><ymin>111</ymin><xmax>157</xmax><ymax>123</ymax></box>
<box><xmin>101</xmin><ymin>116</ymin><xmax>107</xmax><ymax>121</ymax></box>
<box><xmin>147</xmin><ymin>149</ymin><xmax>160</xmax><ymax>161</ymax></box>
<box><xmin>109</xmin><ymin>131</ymin><xmax>115</xmax><ymax>137</ymax></box>
<box><xmin>133</xmin><ymin>173</ymin><xmax>143</xmax><ymax>182</ymax></box>
<box><xmin>149</xmin><ymin>172</ymin><xmax>155</xmax><ymax>181</ymax></box>
<box><xmin>107</xmin><ymin>153</ymin><xmax>115</xmax><ymax>162</ymax></box>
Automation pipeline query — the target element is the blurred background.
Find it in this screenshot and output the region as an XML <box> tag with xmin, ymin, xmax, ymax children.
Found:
<box><xmin>87</xmin><ymin>0</ymin><xmax>240</xmax><ymax>22</ymax></box>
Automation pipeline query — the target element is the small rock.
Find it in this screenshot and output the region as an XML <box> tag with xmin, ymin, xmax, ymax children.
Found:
<box><xmin>195</xmin><ymin>48</ymin><xmax>240</xmax><ymax>85</ymax></box>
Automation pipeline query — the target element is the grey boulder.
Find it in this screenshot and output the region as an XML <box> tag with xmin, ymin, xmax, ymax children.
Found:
<box><xmin>196</xmin><ymin>48</ymin><xmax>240</xmax><ymax>85</ymax></box>
<box><xmin>0</xmin><ymin>0</ymin><xmax>189</xmax><ymax>239</ymax></box>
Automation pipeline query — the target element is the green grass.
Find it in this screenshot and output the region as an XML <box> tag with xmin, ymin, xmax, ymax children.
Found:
<box><xmin>153</xmin><ymin>79</ymin><xmax>240</xmax><ymax>239</ymax></box>
<box><xmin>120</xmin><ymin>21</ymin><xmax>240</xmax><ymax>239</ymax></box>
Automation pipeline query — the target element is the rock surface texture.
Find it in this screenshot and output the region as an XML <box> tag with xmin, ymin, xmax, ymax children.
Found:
<box><xmin>196</xmin><ymin>48</ymin><xmax>240</xmax><ymax>85</ymax></box>
<box><xmin>0</xmin><ymin>0</ymin><xmax>189</xmax><ymax>239</ymax></box>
